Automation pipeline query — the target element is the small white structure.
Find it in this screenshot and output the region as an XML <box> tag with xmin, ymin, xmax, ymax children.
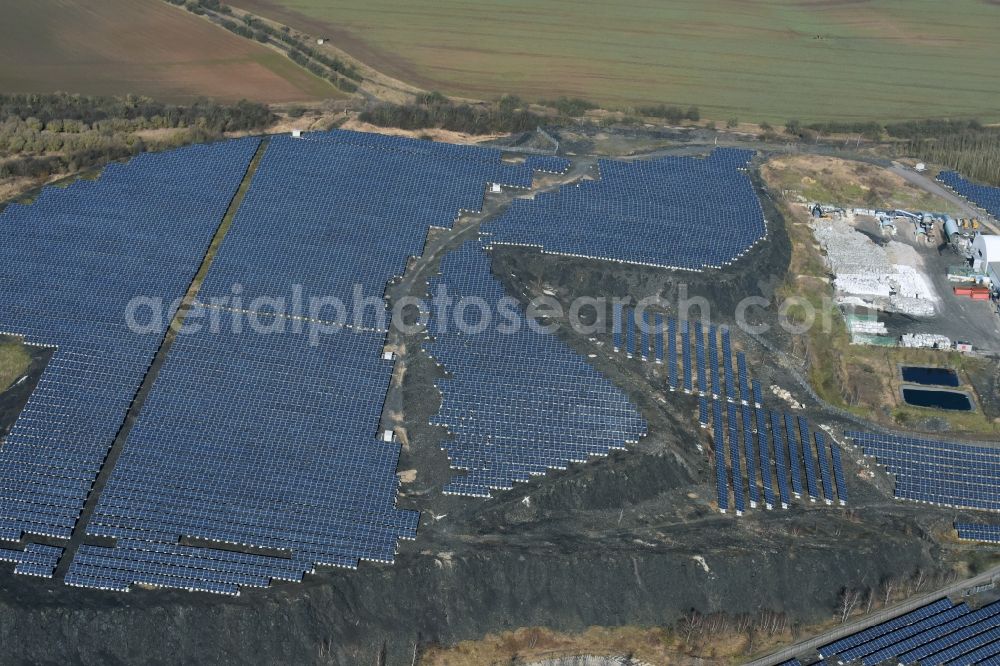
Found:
<box><xmin>291</xmin><ymin>129</ymin><xmax>302</xmax><ymax>138</ymax></box>
<box><xmin>317</xmin><ymin>38</ymin><xmax>325</xmax><ymax>45</ymax></box>
<box><xmin>915</xmin><ymin>162</ymin><xmax>927</xmax><ymax>172</ymax></box>
<box><xmin>971</xmin><ymin>233</ymin><xmax>1000</xmax><ymax>273</ymax></box>
<box><xmin>381</xmin><ymin>350</ymin><xmax>395</xmax><ymax>361</ymax></box>
<box><xmin>381</xmin><ymin>430</ymin><xmax>394</xmax><ymax>443</ymax></box>
<box><xmin>490</xmin><ymin>183</ymin><xmax>502</xmax><ymax>194</ymax></box>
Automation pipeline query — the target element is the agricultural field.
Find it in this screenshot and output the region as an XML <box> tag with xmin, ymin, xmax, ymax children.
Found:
<box><xmin>0</xmin><ymin>0</ymin><xmax>339</xmax><ymax>103</ymax></box>
<box><xmin>233</xmin><ymin>0</ymin><xmax>1000</xmax><ymax>122</ymax></box>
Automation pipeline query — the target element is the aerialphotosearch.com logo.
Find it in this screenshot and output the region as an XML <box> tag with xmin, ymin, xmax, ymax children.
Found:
<box><xmin>124</xmin><ymin>282</ymin><xmax>836</xmax><ymax>345</ymax></box>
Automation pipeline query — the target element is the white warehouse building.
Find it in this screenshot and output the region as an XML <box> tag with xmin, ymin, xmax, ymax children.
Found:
<box><xmin>971</xmin><ymin>233</ymin><xmax>1000</xmax><ymax>288</ymax></box>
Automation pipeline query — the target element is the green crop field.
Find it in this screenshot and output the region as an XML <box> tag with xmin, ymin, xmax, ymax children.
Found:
<box><xmin>234</xmin><ymin>0</ymin><xmax>1000</xmax><ymax>123</ymax></box>
<box><xmin>0</xmin><ymin>0</ymin><xmax>340</xmax><ymax>103</ymax></box>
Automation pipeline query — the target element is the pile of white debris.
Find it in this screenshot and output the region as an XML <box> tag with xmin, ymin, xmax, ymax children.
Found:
<box><xmin>812</xmin><ymin>217</ymin><xmax>938</xmax><ymax>316</ymax></box>
<box><xmin>900</xmin><ymin>333</ymin><xmax>951</xmax><ymax>349</ymax></box>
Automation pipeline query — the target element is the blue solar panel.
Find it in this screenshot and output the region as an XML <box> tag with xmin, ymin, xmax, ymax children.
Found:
<box><xmin>667</xmin><ymin>317</ymin><xmax>678</xmax><ymax>389</ymax></box>
<box><xmin>682</xmin><ymin>320</ymin><xmax>692</xmax><ymax>392</ymax></box>
<box><xmin>721</xmin><ymin>327</ymin><xmax>735</xmax><ymax>401</ymax></box>
<box><xmin>755</xmin><ymin>406</ymin><xmax>775</xmax><ymax>509</ymax></box>
<box><xmin>769</xmin><ymin>411</ymin><xmax>791</xmax><ymax>508</ymax></box>
<box><xmin>425</xmin><ymin>242</ymin><xmax>647</xmax><ymax>498</ymax></box>
<box><xmin>814</xmin><ymin>432</ymin><xmax>834</xmax><ymax>503</ymax></box>
<box><xmin>484</xmin><ymin>148</ymin><xmax>766</xmax><ymax>270</ymax></box>
<box><xmin>798</xmin><ymin>417</ymin><xmax>819</xmax><ymax>501</ymax></box>
<box><xmin>713</xmin><ymin>399</ymin><xmax>728</xmax><ymax>512</ymax></box>
<box><xmin>653</xmin><ymin>314</ymin><xmax>664</xmax><ymax>364</ymax></box>
<box><xmin>0</xmin><ymin>138</ymin><xmax>261</xmax><ymax>548</ymax></box>
<box><xmin>695</xmin><ymin>323</ymin><xmax>707</xmax><ymax>394</ymax></box>
<box><xmin>741</xmin><ymin>404</ymin><xmax>759</xmax><ymax>507</ymax></box>
<box><xmin>752</xmin><ymin>379</ymin><xmax>764</xmax><ymax>407</ymax></box>
<box><xmin>708</xmin><ymin>325</ymin><xmax>720</xmax><ymax>397</ymax></box>
<box><xmin>639</xmin><ymin>311</ymin><xmax>650</xmax><ymax>360</ymax></box>
<box><xmin>737</xmin><ymin>352</ymin><xmax>750</xmax><ymax>404</ymax></box>
<box><xmin>727</xmin><ymin>403</ymin><xmax>745</xmax><ymax>513</ymax></box>
<box><xmin>784</xmin><ymin>414</ymin><xmax>804</xmax><ymax>497</ymax></box>
<box><xmin>612</xmin><ymin>303</ymin><xmax>623</xmax><ymax>352</ymax></box>
<box><xmin>698</xmin><ymin>396</ymin><xmax>709</xmax><ymax>427</ymax></box>
<box><xmin>626</xmin><ymin>307</ymin><xmax>635</xmax><ymax>357</ymax></box>
<box><xmin>830</xmin><ymin>442</ymin><xmax>848</xmax><ymax>505</ymax></box>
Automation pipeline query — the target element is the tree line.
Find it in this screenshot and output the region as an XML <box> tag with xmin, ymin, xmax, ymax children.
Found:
<box><xmin>165</xmin><ymin>0</ymin><xmax>362</xmax><ymax>93</ymax></box>
<box><xmin>0</xmin><ymin>94</ymin><xmax>274</xmax><ymax>184</ymax></box>
<box><xmin>359</xmin><ymin>94</ymin><xmax>544</xmax><ymax>135</ymax></box>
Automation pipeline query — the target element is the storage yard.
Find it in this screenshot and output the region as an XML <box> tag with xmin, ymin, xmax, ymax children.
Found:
<box><xmin>0</xmin><ymin>126</ymin><xmax>998</xmax><ymax>664</ymax></box>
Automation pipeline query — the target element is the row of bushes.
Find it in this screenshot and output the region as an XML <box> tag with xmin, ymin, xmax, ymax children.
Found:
<box><xmin>165</xmin><ymin>0</ymin><xmax>361</xmax><ymax>94</ymax></box>
<box><xmin>0</xmin><ymin>94</ymin><xmax>273</xmax><ymax>132</ymax></box>
<box><xmin>360</xmin><ymin>95</ymin><xmax>543</xmax><ymax>135</ymax></box>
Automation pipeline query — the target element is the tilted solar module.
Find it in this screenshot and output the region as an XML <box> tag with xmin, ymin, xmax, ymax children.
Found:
<box><xmin>727</xmin><ymin>403</ymin><xmax>745</xmax><ymax>513</ymax></box>
<box><xmin>682</xmin><ymin>319</ymin><xmax>692</xmax><ymax>392</ymax></box>
<box><xmin>830</xmin><ymin>442</ymin><xmax>848</xmax><ymax>505</ymax></box>
<box><xmin>653</xmin><ymin>314</ymin><xmax>664</xmax><ymax>364</ymax></box>
<box><xmin>784</xmin><ymin>413</ymin><xmax>804</xmax><ymax>498</ymax></box>
<box><xmin>612</xmin><ymin>302</ymin><xmax>623</xmax><ymax>351</ymax></box>
<box><xmin>0</xmin><ymin>138</ymin><xmax>260</xmax><ymax>548</ymax></box>
<box><xmin>742</xmin><ymin>404</ymin><xmax>760</xmax><ymax>507</ymax></box>
<box><xmin>755</xmin><ymin>406</ymin><xmax>776</xmax><ymax>508</ymax></box>
<box><xmin>712</xmin><ymin>399</ymin><xmax>729</xmax><ymax>512</ymax></box>
<box><xmin>708</xmin><ymin>325</ymin><xmax>720</xmax><ymax>397</ymax></box>
<box><xmin>814</xmin><ymin>432</ymin><xmax>835</xmax><ymax>503</ymax></box>
<box><xmin>667</xmin><ymin>317</ymin><xmax>678</xmax><ymax>389</ymax></box>
<box><xmin>425</xmin><ymin>241</ymin><xmax>647</xmax><ymax>498</ymax></box>
<box><xmin>798</xmin><ymin>416</ymin><xmax>819</xmax><ymax>500</ymax></box>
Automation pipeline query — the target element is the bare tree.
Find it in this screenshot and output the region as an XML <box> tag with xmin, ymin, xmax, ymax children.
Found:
<box><xmin>881</xmin><ymin>577</ymin><xmax>897</xmax><ymax>607</ymax></box>
<box><xmin>838</xmin><ymin>587</ymin><xmax>862</xmax><ymax>624</ymax></box>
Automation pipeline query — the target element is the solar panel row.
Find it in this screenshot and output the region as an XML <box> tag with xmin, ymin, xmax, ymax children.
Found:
<box><xmin>711</xmin><ymin>402</ymin><xmax>846</xmax><ymax>513</ymax></box>
<box><xmin>955</xmin><ymin>522</ymin><xmax>1000</xmax><ymax>544</ymax></box>
<box><xmin>0</xmin><ymin>543</ymin><xmax>63</xmax><ymax>578</ymax></box>
<box><xmin>937</xmin><ymin>171</ymin><xmax>1000</xmax><ymax>220</ymax></box>
<box><xmin>425</xmin><ymin>241</ymin><xmax>647</xmax><ymax>498</ymax></box>
<box><xmin>846</xmin><ymin>431</ymin><xmax>1000</xmax><ymax>513</ymax></box>
<box><xmin>483</xmin><ymin>149</ymin><xmax>766</xmax><ymax>271</ymax></box>
<box><xmin>0</xmin><ymin>138</ymin><xmax>261</xmax><ymax>547</ymax></box>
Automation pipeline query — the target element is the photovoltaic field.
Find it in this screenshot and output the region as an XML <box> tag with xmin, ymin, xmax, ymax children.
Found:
<box><xmin>234</xmin><ymin>0</ymin><xmax>1000</xmax><ymax>122</ymax></box>
<box><xmin>0</xmin><ymin>129</ymin><xmax>992</xmax><ymax>597</ymax></box>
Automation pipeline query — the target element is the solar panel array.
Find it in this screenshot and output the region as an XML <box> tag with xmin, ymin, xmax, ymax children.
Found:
<box><xmin>818</xmin><ymin>596</ymin><xmax>1000</xmax><ymax>665</ymax></box>
<box><xmin>609</xmin><ymin>314</ymin><xmax>849</xmax><ymax>513</ymax></box>
<box><xmin>956</xmin><ymin>523</ymin><xmax>1000</xmax><ymax>544</ymax></box>
<box><xmin>0</xmin><ymin>543</ymin><xmax>63</xmax><ymax>578</ymax></box>
<box><xmin>66</xmin><ymin>307</ymin><xmax>419</xmax><ymax>594</ymax></box>
<box><xmin>0</xmin><ymin>138</ymin><xmax>260</xmax><ymax>546</ymax></box>
<box><xmin>424</xmin><ymin>241</ymin><xmax>647</xmax><ymax>497</ymax></box>
<box><xmin>64</xmin><ymin>130</ymin><xmax>572</xmax><ymax>593</ymax></box>
<box><xmin>198</xmin><ymin>133</ymin><xmax>568</xmax><ymax>330</ymax></box>
<box><xmin>482</xmin><ymin>148</ymin><xmax>766</xmax><ymax>271</ymax></box>
<box><xmin>937</xmin><ymin>171</ymin><xmax>1000</xmax><ymax>219</ymax></box>
<box><xmin>846</xmin><ymin>431</ymin><xmax>1000</xmax><ymax>512</ymax></box>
